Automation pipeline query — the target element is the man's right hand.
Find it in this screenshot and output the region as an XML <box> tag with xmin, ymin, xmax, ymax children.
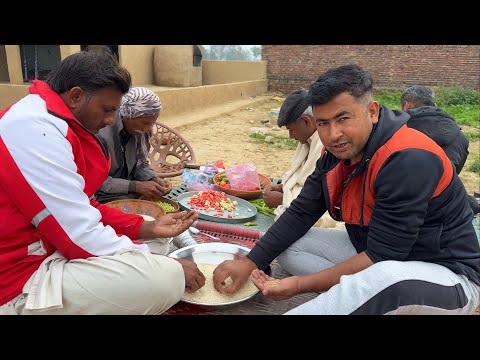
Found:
<box><xmin>213</xmin><ymin>257</ymin><xmax>257</xmax><ymax>294</ymax></box>
<box><xmin>265</xmin><ymin>184</ymin><xmax>283</xmax><ymax>193</ymax></box>
<box><xmin>263</xmin><ymin>188</ymin><xmax>283</xmax><ymax>208</ymax></box>
<box><xmin>175</xmin><ymin>258</ymin><xmax>206</xmax><ymax>293</ymax></box>
<box><xmin>135</xmin><ymin>180</ymin><xmax>167</xmax><ymax>199</ymax></box>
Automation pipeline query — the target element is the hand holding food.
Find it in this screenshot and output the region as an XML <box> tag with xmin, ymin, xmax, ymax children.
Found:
<box><xmin>251</xmin><ymin>269</ymin><xmax>300</xmax><ymax>301</ymax></box>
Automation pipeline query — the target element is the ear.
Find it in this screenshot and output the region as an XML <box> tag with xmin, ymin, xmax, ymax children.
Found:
<box><xmin>303</xmin><ymin>115</ymin><xmax>315</xmax><ymax>128</ymax></box>
<box><xmin>402</xmin><ymin>101</ymin><xmax>411</xmax><ymax>111</ymax></box>
<box><xmin>368</xmin><ymin>101</ymin><xmax>380</xmax><ymax>125</ymax></box>
<box><xmin>62</xmin><ymin>87</ymin><xmax>84</xmax><ymax>110</ymax></box>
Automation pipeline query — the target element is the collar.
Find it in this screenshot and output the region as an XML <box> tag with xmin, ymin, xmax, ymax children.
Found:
<box><xmin>29</xmin><ymin>80</ymin><xmax>77</xmax><ymax>121</ymax></box>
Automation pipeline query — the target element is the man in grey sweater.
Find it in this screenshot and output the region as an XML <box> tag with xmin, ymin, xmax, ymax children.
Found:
<box><xmin>95</xmin><ymin>87</ymin><xmax>171</xmax><ymax>203</ymax></box>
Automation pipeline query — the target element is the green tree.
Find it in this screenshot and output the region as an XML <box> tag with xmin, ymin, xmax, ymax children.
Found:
<box><xmin>251</xmin><ymin>46</ymin><xmax>261</xmax><ymax>60</ymax></box>
<box><xmin>198</xmin><ymin>45</ymin><xmax>209</xmax><ymax>59</ymax></box>
<box><xmin>201</xmin><ymin>45</ymin><xmax>260</xmax><ymax>61</ymax></box>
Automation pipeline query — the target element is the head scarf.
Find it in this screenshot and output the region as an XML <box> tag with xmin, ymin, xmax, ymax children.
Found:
<box><xmin>119</xmin><ymin>87</ymin><xmax>162</xmax><ymax>119</ymax></box>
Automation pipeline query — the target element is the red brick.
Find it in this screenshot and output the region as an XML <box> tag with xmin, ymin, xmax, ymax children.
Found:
<box><xmin>262</xmin><ymin>45</ymin><xmax>480</xmax><ymax>93</ymax></box>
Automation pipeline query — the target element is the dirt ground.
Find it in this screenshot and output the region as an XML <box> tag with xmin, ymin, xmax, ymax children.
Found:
<box><xmin>170</xmin><ymin>94</ymin><xmax>294</xmax><ymax>187</ymax></box>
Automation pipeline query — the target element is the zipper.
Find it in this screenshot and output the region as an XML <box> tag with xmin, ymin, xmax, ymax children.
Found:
<box><xmin>359</xmin><ymin>159</ymin><xmax>370</xmax><ymax>227</ymax></box>
<box><xmin>336</xmin><ymin>158</ymin><xmax>370</xmax><ymax>223</ymax></box>
<box><xmin>321</xmin><ymin>150</ymin><xmax>337</xmax><ymax>219</ymax></box>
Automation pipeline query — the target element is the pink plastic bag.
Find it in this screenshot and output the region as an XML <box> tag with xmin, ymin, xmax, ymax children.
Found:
<box><xmin>225</xmin><ymin>164</ymin><xmax>261</xmax><ymax>191</ymax></box>
<box><xmin>185</xmin><ymin>172</ymin><xmax>215</xmax><ymax>192</ymax></box>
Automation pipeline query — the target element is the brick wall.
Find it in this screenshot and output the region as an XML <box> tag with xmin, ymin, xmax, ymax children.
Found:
<box><xmin>262</xmin><ymin>45</ymin><xmax>480</xmax><ymax>93</ymax></box>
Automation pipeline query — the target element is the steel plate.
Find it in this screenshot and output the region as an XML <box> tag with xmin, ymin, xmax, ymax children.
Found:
<box><xmin>176</xmin><ymin>191</ymin><xmax>257</xmax><ymax>223</ymax></box>
<box><xmin>169</xmin><ymin>243</ymin><xmax>258</xmax><ymax>306</ymax></box>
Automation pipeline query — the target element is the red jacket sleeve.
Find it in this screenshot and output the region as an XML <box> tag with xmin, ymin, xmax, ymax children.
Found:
<box><xmin>91</xmin><ymin>199</ymin><xmax>144</xmax><ymax>240</ymax></box>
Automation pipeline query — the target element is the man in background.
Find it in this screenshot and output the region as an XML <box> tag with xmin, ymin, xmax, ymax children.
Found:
<box><xmin>401</xmin><ymin>85</ymin><xmax>469</xmax><ymax>174</ymax></box>
<box><xmin>263</xmin><ymin>88</ymin><xmax>341</xmax><ymax>228</ymax></box>
<box><xmin>95</xmin><ymin>87</ymin><xmax>172</xmax><ymax>203</ymax></box>
<box><xmin>401</xmin><ymin>85</ymin><xmax>478</xmax><ymax>213</ymax></box>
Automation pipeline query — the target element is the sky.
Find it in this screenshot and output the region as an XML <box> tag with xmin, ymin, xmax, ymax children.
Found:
<box><xmin>202</xmin><ymin>45</ymin><xmax>260</xmax><ymax>49</ymax></box>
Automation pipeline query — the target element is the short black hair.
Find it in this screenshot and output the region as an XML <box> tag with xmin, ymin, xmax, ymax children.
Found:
<box><xmin>82</xmin><ymin>45</ymin><xmax>113</xmax><ymax>55</ymax></box>
<box><xmin>46</xmin><ymin>49</ymin><xmax>131</xmax><ymax>95</ymax></box>
<box><xmin>309</xmin><ymin>64</ymin><xmax>373</xmax><ymax>106</ymax></box>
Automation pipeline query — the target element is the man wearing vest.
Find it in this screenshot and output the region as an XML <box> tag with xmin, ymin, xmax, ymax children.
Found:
<box><xmin>213</xmin><ymin>64</ymin><xmax>480</xmax><ymax>315</ymax></box>
<box><xmin>0</xmin><ymin>48</ymin><xmax>204</xmax><ymax>315</ymax></box>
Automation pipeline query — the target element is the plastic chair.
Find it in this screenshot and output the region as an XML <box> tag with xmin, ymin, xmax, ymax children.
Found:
<box><xmin>148</xmin><ymin>122</ymin><xmax>196</xmax><ymax>178</ymax></box>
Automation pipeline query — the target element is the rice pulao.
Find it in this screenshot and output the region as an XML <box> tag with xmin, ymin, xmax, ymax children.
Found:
<box><xmin>183</xmin><ymin>263</ymin><xmax>258</xmax><ymax>304</ymax></box>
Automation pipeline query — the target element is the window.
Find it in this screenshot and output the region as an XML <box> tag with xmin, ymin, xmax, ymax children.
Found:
<box><xmin>20</xmin><ymin>45</ymin><xmax>61</xmax><ymax>82</ymax></box>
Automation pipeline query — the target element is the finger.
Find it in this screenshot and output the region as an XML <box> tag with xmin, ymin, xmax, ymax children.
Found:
<box><xmin>177</xmin><ymin>212</ymin><xmax>198</xmax><ymax>228</ymax></box>
<box><xmin>221</xmin><ymin>277</ymin><xmax>242</xmax><ymax>294</ymax></box>
<box><xmin>185</xmin><ymin>274</ymin><xmax>202</xmax><ymax>293</ymax></box>
<box><xmin>251</xmin><ymin>276</ymin><xmax>265</xmax><ymax>291</ymax></box>
<box><xmin>197</xmin><ymin>267</ymin><xmax>206</xmax><ymax>282</ymax></box>
<box><xmin>193</xmin><ymin>270</ymin><xmax>206</xmax><ymax>290</ymax></box>
<box><xmin>258</xmin><ymin>270</ymin><xmax>275</xmax><ymax>281</ymax></box>
<box><xmin>156</xmin><ymin>215</ymin><xmax>176</xmax><ymax>226</ymax></box>
<box><xmin>152</xmin><ymin>189</ymin><xmax>164</xmax><ymax>197</ymax></box>
<box><xmin>212</xmin><ymin>271</ymin><xmax>230</xmax><ymax>293</ymax></box>
<box><xmin>196</xmin><ymin>271</ymin><xmax>206</xmax><ymax>289</ymax></box>
<box><xmin>251</xmin><ymin>269</ymin><xmax>262</xmax><ymax>280</ymax></box>
<box><xmin>185</xmin><ymin>284</ymin><xmax>197</xmax><ymax>293</ymax></box>
<box><xmin>180</xmin><ymin>210</ymin><xmax>198</xmax><ymax>221</ymax></box>
<box><xmin>174</xmin><ymin>218</ymin><xmax>196</xmax><ymax>233</ymax></box>
<box><xmin>170</xmin><ymin>210</ymin><xmax>188</xmax><ymax>220</ymax></box>
<box><xmin>153</xmin><ymin>182</ymin><xmax>163</xmax><ymax>190</ymax></box>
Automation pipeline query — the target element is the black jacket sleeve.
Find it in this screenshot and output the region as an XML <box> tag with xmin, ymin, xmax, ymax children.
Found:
<box><xmin>247</xmin><ymin>161</ymin><xmax>327</xmax><ymax>270</ymax></box>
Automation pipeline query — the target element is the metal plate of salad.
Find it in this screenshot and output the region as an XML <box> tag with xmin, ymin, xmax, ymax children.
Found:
<box><xmin>176</xmin><ymin>190</ymin><xmax>257</xmax><ymax>223</ymax></box>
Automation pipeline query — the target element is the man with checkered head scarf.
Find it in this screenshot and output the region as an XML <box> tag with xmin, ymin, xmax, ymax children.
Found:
<box><xmin>95</xmin><ymin>87</ymin><xmax>172</xmax><ymax>204</ymax></box>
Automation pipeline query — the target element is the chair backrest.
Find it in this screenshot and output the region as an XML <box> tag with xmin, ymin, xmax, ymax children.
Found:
<box><xmin>148</xmin><ymin>122</ymin><xmax>196</xmax><ymax>178</ymax></box>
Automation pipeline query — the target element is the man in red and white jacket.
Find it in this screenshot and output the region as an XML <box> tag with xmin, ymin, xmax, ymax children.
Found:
<box><xmin>0</xmin><ymin>47</ymin><xmax>203</xmax><ymax>315</ymax></box>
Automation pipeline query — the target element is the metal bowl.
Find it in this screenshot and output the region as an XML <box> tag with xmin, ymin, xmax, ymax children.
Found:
<box><xmin>168</xmin><ymin>243</ymin><xmax>259</xmax><ymax>307</ymax></box>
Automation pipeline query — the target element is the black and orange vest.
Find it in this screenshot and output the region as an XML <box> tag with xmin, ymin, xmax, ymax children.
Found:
<box><xmin>325</xmin><ymin>125</ymin><xmax>453</xmax><ymax>226</ymax></box>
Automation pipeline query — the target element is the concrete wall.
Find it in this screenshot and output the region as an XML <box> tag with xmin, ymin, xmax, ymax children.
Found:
<box><xmin>60</xmin><ymin>45</ymin><xmax>81</xmax><ymax>60</ymax></box>
<box><xmin>202</xmin><ymin>60</ymin><xmax>266</xmax><ymax>85</ymax></box>
<box><xmin>0</xmin><ymin>84</ymin><xmax>29</xmax><ymax>108</ymax></box>
<box><xmin>5</xmin><ymin>46</ymin><xmax>23</xmax><ymax>85</ymax></box>
<box><xmin>148</xmin><ymin>80</ymin><xmax>268</xmax><ymax>118</ymax></box>
<box><xmin>263</xmin><ymin>45</ymin><xmax>480</xmax><ymax>93</ymax></box>
<box><xmin>119</xmin><ymin>45</ymin><xmax>155</xmax><ymax>86</ymax></box>
<box><xmin>0</xmin><ymin>45</ymin><xmax>268</xmax><ymax>111</ymax></box>
<box><xmin>0</xmin><ymin>80</ymin><xmax>268</xmax><ymax>114</ymax></box>
<box><xmin>153</xmin><ymin>45</ymin><xmax>202</xmax><ymax>87</ymax></box>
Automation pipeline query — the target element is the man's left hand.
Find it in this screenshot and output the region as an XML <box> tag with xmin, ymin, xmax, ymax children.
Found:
<box><xmin>251</xmin><ymin>269</ymin><xmax>300</xmax><ymax>301</ymax></box>
<box><xmin>153</xmin><ymin>177</ymin><xmax>172</xmax><ymax>195</ymax></box>
<box><xmin>140</xmin><ymin>210</ymin><xmax>199</xmax><ymax>238</ymax></box>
